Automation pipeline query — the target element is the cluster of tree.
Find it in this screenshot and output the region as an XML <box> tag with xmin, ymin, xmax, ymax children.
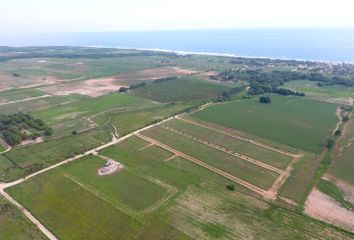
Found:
<box><xmin>272</xmin><ymin>88</ymin><xmax>305</xmax><ymax>96</ymax></box>
<box><xmin>216</xmin><ymin>86</ymin><xmax>245</xmax><ymax>102</ymax></box>
<box><xmin>259</xmin><ymin>96</ymin><xmax>271</xmax><ymax>104</ymax></box>
<box><xmin>119</xmin><ymin>82</ymin><xmax>147</xmax><ymax>93</ymax></box>
<box><xmin>0</xmin><ymin>113</ymin><xmax>52</xmax><ymax>146</ymax></box>
<box><xmin>153</xmin><ymin>76</ymin><xmax>178</xmax><ymax>84</ymax></box>
<box><xmin>213</xmin><ymin>69</ymin><xmax>354</xmax><ymax>95</ymax></box>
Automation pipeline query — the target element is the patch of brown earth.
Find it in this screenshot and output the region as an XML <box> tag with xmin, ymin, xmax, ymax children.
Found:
<box><xmin>304</xmin><ymin>188</ymin><xmax>354</xmax><ymax>233</ymax></box>
<box><xmin>323</xmin><ymin>174</ymin><xmax>354</xmax><ymax>204</ymax></box>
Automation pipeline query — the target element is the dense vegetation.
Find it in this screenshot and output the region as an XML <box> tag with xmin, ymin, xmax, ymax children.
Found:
<box><xmin>212</xmin><ymin>69</ymin><xmax>354</xmax><ymax>95</ymax></box>
<box><xmin>0</xmin><ymin>113</ymin><xmax>52</xmax><ymax>146</ymax></box>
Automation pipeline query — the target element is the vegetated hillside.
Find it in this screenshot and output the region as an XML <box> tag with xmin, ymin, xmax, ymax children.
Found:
<box><xmin>192</xmin><ymin>94</ymin><xmax>338</xmax><ymax>153</ymax></box>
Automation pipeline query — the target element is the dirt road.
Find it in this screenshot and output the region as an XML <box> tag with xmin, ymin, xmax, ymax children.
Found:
<box><xmin>0</xmin><ymin>94</ymin><xmax>52</xmax><ymax>106</ymax></box>
<box><xmin>0</xmin><ymin>103</ymin><xmax>211</xmax><ymax>239</ymax></box>
<box><xmin>136</xmin><ymin>133</ymin><xmax>269</xmax><ymax>198</ymax></box>
<box><xmin>177</xmin><ymin>117</ymin><xmax>300</xmax><ymax>158</ymax></box>
<box><xmin>161</xmin><ymin>125</ymin><xmax>284</xmax><ymax>174</ymax></box>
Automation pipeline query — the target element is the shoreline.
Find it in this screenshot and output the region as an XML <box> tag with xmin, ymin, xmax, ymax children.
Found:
<box><xmin>88</xmin><ymin>45</ymin><xmax>352</xmax><ymax>64</ymax></box>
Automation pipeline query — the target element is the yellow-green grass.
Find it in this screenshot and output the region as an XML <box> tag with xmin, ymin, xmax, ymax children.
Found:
<box><xmin>0</xmin><ymin>88</ymin><xmax>46</xmax><ymax>102</ymax></box>
<box><xmin>6</xmin><ymin>171</ymin><xmax>139</xmax><ymax>240</ymax></box>
<box><xmin>0</xmin><ymin>197</ymin><xmax>47</xmax><ymax>240</ymax></box>
<box><xmin>167</xmin><ymin>183</ymin><xmax>354</xmax><ymax>240</ymax></box>
<box><xmin>142</xmin><ymin>126</ymin><xmax>279</xmax><ymax>190</ymax></box>
<box><xmin>61</xmin><ymin>155</ymin><xmax>167</xmax><ymax>212</ymax></box>
<box><xmin>0</xmin><ymin>144</ymin><xmax>6</xmax><ymax>152</ymax></box>
<box><xmin>94</xmin><ymin>102</ymin><xmax>197</xmax><ymax>136</ymax></box>
<box><xmin>165</xmin><ymin>119</ymin><xmax>292</xmax><ymax>170</ymax></box>
<box><xmin>0</xmin><ymin>155</ymin><xmax>26</xmax><ymax>182</ymax></box>
<box><xmin>192</xmin><ymin>95</ymin><xmax>338</xmax><ymax>153</ymax></box>
<box><xmin>132</xmin><ymin>77</ymin><xmax>232</xmax><ymax>103</ymax></box>
<box><xmin>329</xmin><ymin>118</ymin><xmax>354</xmax><ymax>185</ymax></box>
<box><xmin>31</xmin><ymin>93</ymin><xmax>155</xmax><ymax>126</ymax></box>
<box><xmin>278</xmin><ymin>152</ymin><xmax>320</xmax><ymax>205</ymax></box>
<box><xmin>284</xmin><ymin>80</ymin><xmax>354</xmax><ymax>99</ymax></box>
<box><xmin>0</xmin><ymin>94</ymin><xmax>85</xmax><ymax>115</ymax></box>
<box><xmin>4</xmin><ymin>127</ymin><xmax>111</xmax><ymax>173</ymax></box>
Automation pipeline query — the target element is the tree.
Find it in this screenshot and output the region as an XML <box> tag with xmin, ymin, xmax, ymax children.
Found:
<box><xmin>259</xmin><ymin>96</ymin><xmax>271</xmax><ymax>104</ymax></box>
<box><xmin>226</xmin><ymin>184</ymin><xmax>235</xmax><ymax>191</ymax></box>
<box><xmin>334</xmin><ymin>129</ymin><xmax>341</xmax><ymax>136</ymax></box>
<box><xmin>342</xmin><ymin>116</ymin><xmax>350</xmax><ymax>122</ymax></box>
<box><xmin>326</xmin><ymin>138</ymin><xmax>335</xmax><ymax>148</ymax></box>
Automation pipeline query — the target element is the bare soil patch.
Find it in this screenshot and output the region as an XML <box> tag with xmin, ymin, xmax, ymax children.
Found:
<box><xmin>97</xmin><ymin>159</ymin><xmax>123</xmax><ymax>176</ymax></box>
<box><xmin>304</xmin><ymin>188</ymin><xmax>354</xmax><ymax>233</ymax></box>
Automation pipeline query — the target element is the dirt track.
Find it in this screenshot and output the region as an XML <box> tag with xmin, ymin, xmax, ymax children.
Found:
<box><xmin>136</xmin><ymin>133</ymin><xmax>269</xmax><ymax>198</ymax></box>
<box><xmin>161</xmin><ymin>125</ymin><xmax>284</xmax><ymax>174</ymax></box>
<box><xmin>0</xmin><ymin>94</ymin><xmax>52</xmax><ymax>106</ymax></box>
<box><xmin>177</xmin><ymin>117</ymin><xmax>300</xmax><ymax>158</ymax></box>
<box><xmin>0</xmin><ymin>103</ymin><xmax>212</xmax><ymax>239</ymax></box>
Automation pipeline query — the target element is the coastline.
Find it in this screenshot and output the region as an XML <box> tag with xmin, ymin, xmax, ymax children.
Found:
<box><xmin>87</xmin><ymin>45</ymin><xmax>351</xmax><ymax>64</ymax></box>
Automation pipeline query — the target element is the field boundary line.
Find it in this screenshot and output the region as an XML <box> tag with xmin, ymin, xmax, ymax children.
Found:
<box><xmin>0</xmin><ymin>94</ymin><xmax>52</xmax><ymax>106</ymax></box>
<box><xmin>267</xmin><ymin>153</ymin><xmax>303</xmax><ymax>200</ymax></box>
<box><xmin>0</xmin><ymin>102</ymin><xmax>211</xmax><ymax>238</ymax></box>
<box><xmin>135</xmin><ymin>133</ymin><xmax>269</xmax><ymax>198</ymax></box>
<box><xmin>177</xmin><ymin>117</ymin><xmax>299</xmax><ymax>158</ymax></box>
<box><xmin>161</xmin><ymin>125</ymin><xmax>284</xmax><ymax>174</ymax></box>
<box><xmin>0</xmin><ymin>189</ymin><xmax>58</xmax><ymax>240</ymax></box>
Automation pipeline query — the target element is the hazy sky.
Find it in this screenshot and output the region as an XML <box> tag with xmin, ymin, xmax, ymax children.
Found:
<box><xmin>1</xmin><ymin>0</ymin><xmax>354</xmax><ymax>33</ymax></box>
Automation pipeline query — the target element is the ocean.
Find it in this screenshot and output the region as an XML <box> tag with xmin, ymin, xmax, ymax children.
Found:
<box><xmin>1</xmin><ymin>28</ymin><xmax>354</xmax><ymax>62</ymax></box>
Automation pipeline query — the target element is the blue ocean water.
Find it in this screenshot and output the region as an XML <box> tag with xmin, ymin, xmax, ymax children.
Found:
<box><xmin>1</xmin><ymin>28</ymin><xmax>354</xmax><ymax>62</ymax></box>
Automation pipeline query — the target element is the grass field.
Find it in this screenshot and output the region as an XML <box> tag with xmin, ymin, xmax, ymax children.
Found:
<box><xmin>0</xmin><ymin>144</ymin><xmax>6</xmax><ymax>152</ymax></box>
<box><xmin>143</xmin><ymin>126</ymin><xmax>279</xmax><ymax>190</ymax></box>
<box><xmin>0</xmin><ymin>94</ymin><xmax>85</xmax><ymax>114</ymax></box>
<box><xmin>329</xmin><ymin>118</ymin><xmax>354</xmax><ymax>185</ymax></box>
<box><xmin>192</xmin><ymin>95</ymin><xmax>338</xmax><ymax>153</ymax></box>
<box><xmin>285</xmin><ymin>80</ymin><xmax>354</xmax><ymax>99</ymax></box>
<box><xmin>3</xmin><ymin>126</ymin><xmax>111</xmax><ymax>177</ymax></box>
<box><xmin>0</xmin><ymin>197</ymin><xmax>47</xmax><ymax>240</ymax></box>
<box><xmin>278</xmin><ymin>153</ymin><xmax>320</xmax><ymax>205</ymax></box>
<box><xmin>132</xmin><ymin>77</ymin><xmax>233</xmax><ymax>102</ymax></box>
<box><xmin>32</xmin><ymin>93</ymin><xmax>154</xmax><ymax>126</ymax></box>
<box><xmin>165</xmin><ymin>119</ymin><xmax>293</xmax><ymax>170</ymax></box>
<box><xmin>6</xmin><ymin>135</ymin><xmax>354</xmax><ymax>240</ymax></box>
<box><xmin>94</xmin><ymin>102</ymin><xmax>197</xmax><ymax>136</ymax></box>
<box><xmin>0</xmin><ymin>88</ymin><xmax>46</xmax><ymax>103</ymax></box>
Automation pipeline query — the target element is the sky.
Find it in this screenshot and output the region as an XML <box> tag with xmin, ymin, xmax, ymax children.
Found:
<box><xmin>1</xmin><ymin>0</ymin><xmax>354</xmax><ymax>33</ymax></box>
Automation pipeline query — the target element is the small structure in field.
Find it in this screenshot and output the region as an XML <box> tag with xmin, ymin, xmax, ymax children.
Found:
<box><xmin>97</xmin><ymin>159</ymin><xmax>123</xmax><ymax>176</ymax></box>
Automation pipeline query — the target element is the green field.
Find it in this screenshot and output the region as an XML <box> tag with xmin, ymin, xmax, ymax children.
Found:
<box><xmin>165</xmin><ymin>119</ymin><xmax>293</xmax><ymax>170</ymax></box>
<box><xmin>192</xmin><ymin>95</ymin><xmax>338</xmax><ymax>153</ymax></box>
<box><xmin>6</xmin><ymin>135</ymin><xmax>353</xmax><ymax>240</ymax></box>
<box><xmin>32</xmin><ymin>93</ymin><xmax>155</xmax><ymax>126</ymax></box>
<box><xmin>132</xmin><ymin>77</ymin><xmax>233</xmax><ymax>102</ymax></box>
<box><xmin>94</xmin><ymin>102</ymin><xmax>197</xmax><ymax>136</ymax></box>
<box><xmin>0</xmin><ymin>94</ymin><xmax>85</xmax><ymax>114</ymax></box>
<box><xmin>143</xmin><ymin>126</ymin><xmax>279</xmax><ymax>190</ymax></box>
<box><xmin>0</xmin><ymin>197</ymin><xmax>47</xmax><ymax>240</ymax></box>
<box><xmin>278</xmin><ymin>152</ymin><xmax>320</xmax><ymax>205</ymax></box>
<box><xmin>285</xmin><ymin>80</ymin><xmax>354</xmax><ymax>99</ymax></box>
<box><xmin>329</xmin><ymin>117</ymin><xmax>354</xmax><ymax>185</ymax></box>
<box><xmin>0</xmin><ymin>144</ymin><xmax>6</xmax><ymax>152</ymax></box>
<box><xmin>3</xmin><ymin>127</ymin><xmax>110</xmax><ymax>177</ymax></box>
<box><xmin>0</xmin><ymin>88</ymin><xmax>46</xmax><ymax>102</ymax></box>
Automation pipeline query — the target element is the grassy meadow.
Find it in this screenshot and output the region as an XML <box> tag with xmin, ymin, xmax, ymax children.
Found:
<box><xmin>191</xmin><ymin>95</ymin><xmax>338</xmax><ymax>153</ymax></box>
<box><xmin>6</xmin><ymin>136</ymin><xmax>354</xmax><ymax>240</ymax></box>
